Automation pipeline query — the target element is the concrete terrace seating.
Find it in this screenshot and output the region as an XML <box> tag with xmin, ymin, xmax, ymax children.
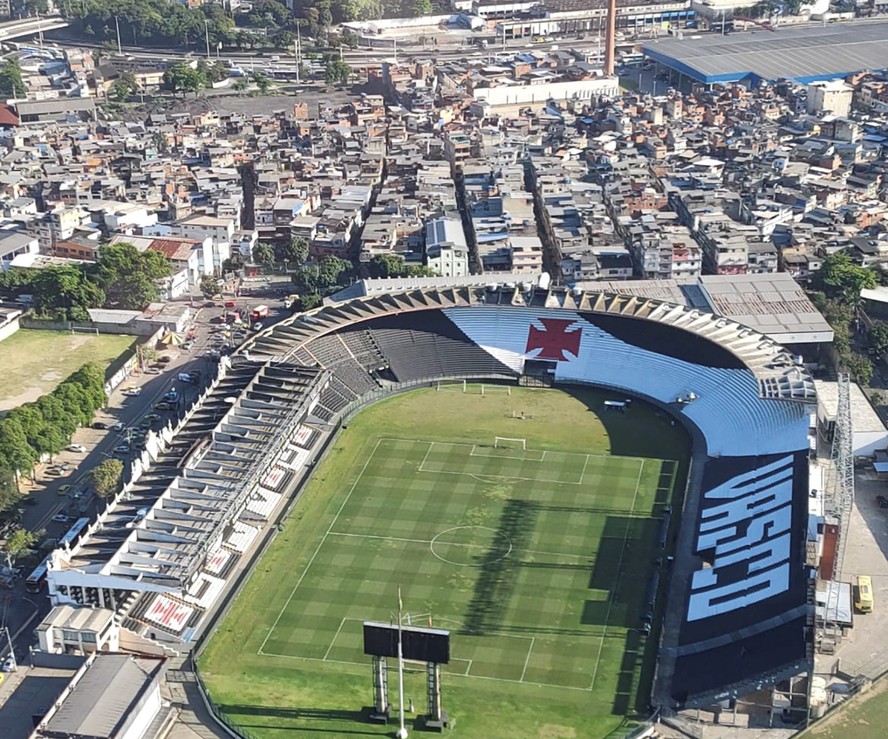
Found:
<box><xmin>143</xmin><ymin>593</ymin><xmax>195</xmax><ymax>636</ymax></box>
<box><xmin>224</xmin><ymin>521</ymin><xmax>261</xmax><ymax>553</ymax></box>
<box><xmin>185</xmin><ymin>573</ymin><xmax>226</xmax><ymax>610</ymax></box>
<box><xmin>367</xmin><ymin>311</ymin><xmax>518</xmax><ymax>382</ymax></box>
<box><xmin>339</xmin><ymin>327</ymin><xmax>387</xmax><ymax>370</ymax></box>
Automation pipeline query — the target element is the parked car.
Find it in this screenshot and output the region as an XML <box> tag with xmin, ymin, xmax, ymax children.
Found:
<box><xmin>45</xmin><ymin>468</ymin><xmax>62</xmax><ymax>477</ymax></box>
<box><xmin>877</xmin><ymin>495</ymin><xmax>888</xmax><ymax>509</ymax></box>
<box><xmin>158</xmin><ymin>356</ymin><xmax>172</xmax><ymax>364</ymax></box>
<box><xmin>114</xmin><ymin>444</ymin><xmax>130</xmax><ymax>454</ymax></box>
<box><xmin>51</xmin><ymin>514</ymin><xmax>69</xmax><ymax>523</ymax></box>
<box><xmin>154</xmin><ymin>402</ymin><xmax>174</xmax><ymax>411</ymax></box>
<box><xmin>1</xmin><ymin>655</ymin><xmax>15</xmax><ymax>672</ymax></box>
<box><xmin>122</xmin><ymin>387</ymin><xmax>142</xmax><ymax>397</ymax></box>
<box><xmin>92</xmin><ymin>422</ymin><xmax>108</xmax><ymax>430</ymax></box>
<box><xmin>57</xmin><ymin>484</ymin><xmax>71</xmax><ymax>495</ymax></box>
<box><xmin>252</xmin><ymin>321</ymin><xmax>264</xmax><ymax>331</ymax></box>
<box><xmin>146</xmin><ymin>367</ymin><xmax>162</xmax><ymax>375</ymax></box>
<box><xmin>67</xmin><ymin>444</ymin><xmax>87</xmax><ymax>453</ymax></box>
<box><xmin>111</xmin><ymin>422</ymin><xmax>125</xmax><ymax>432</ymax></box>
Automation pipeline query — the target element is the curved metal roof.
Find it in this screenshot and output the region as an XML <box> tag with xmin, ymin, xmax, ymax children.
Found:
<box><xmin>241</xmin><ymin>285</ymin><xmax>815</xmax><ymax>402</ymax></box>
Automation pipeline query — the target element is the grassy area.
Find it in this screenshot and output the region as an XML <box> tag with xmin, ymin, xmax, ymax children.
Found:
<box><xmin>199</xmin><ymin>385</ymin><xmax>690</xmax><ymax>738</ymax></box>
<box><xmin>0</xmin><ymin>330</ymin><xmax>134</xmax><ymax>411</ymax></box>
<box><xmin>801</xmin><ymin>679</ymin><xmax>888</xmax><ymax>739</ymax></box>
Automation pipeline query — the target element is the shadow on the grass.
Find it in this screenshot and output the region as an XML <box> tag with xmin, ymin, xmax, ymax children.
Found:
<box><xmin>462</xmin><ymin>498</ymin><xmax>537</xmax><ymax>635</ymax></box>
<box><xmin>219</xmin><ymin>704</ymin><xmax>383</xmax><ymax>735</ymax></box>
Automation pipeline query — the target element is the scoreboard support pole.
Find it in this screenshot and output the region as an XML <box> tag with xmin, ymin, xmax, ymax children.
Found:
<box><xmin>370</xmin><ymin>656</ymin><xmax>390</xmax><ymax>722</ymax></box>
<box><xmin>424</xmin><ymin>662</ymin><xmax>448</xmax><ymax>731</ymax></box>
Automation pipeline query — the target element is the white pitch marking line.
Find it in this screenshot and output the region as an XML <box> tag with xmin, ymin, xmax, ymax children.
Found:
<box><xmin>258</xmin><ymin>438</ymin><xmax>384</xmax><ymax>655</ymax></box>
<box><xmin>579</xmin><ymin>453</ymin><xmax>590</xmax><ymax>486</ymax></box>
<box><xmin>520</xmin><ymin>637</ymin><xmax>535</xmax><ymax>682</ymax></box>
<box><xmin>324</xmin><ymin>617</ymin><xmax>348</xmax><ymax>661</ymax></box>
<box><xmin>418</xmin><ymin>440</ymin><xmax>435</xmax><ymax>472</ymax></box>
<box><xmin>589</xmin><ymin>459</ymin><xmax>644</xmax><ymax>689</ymax></box>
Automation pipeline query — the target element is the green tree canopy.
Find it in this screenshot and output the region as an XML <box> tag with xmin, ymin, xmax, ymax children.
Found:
<box><xmin>282</xmin><ymin>237</ymin><xmax>309</xmax><ymax>265</ymax></box>
<box><xmin>813</xmin><ymin>251</ymin><xmax>878</xmax><ymax>302</ymax></box>
<box><xmin>325</xmin><ymin>59</ymin><xmax>352</xmax><ymax>86</ymax></box>
<box><xmin>252</xmin><ymin>241</ymin><xmax>276</xmax><ymax>267</ymax></box>
<box><xmin>867</xmin><ymin>321</ymin><xmax>888</xmax><ymax>359</ymax></box>
<box><xmin>0</xmin><ymin>57</ymin><xmax>26</xmax><ymax>99</ymax></box>
<box><xmin>90</xmin><ymin>458</ymin><xmax>124</xmax><ymax>499</ymax></box>
<box><xmin>3</xmin><ymin>528</ymin><xmax>38</xmax><ymax>568</ymax></box>
<box><xmin>200</xmin><ymin>275</ymin><xmax>222</xmax><ymax>297</ymax></box>
<box><xmin>30</xmin><ymin>265</ymin><xmax>105</xmax><ymax>321</ymax></box>
<box><xmin>163</xmin><ymin>63</ymin><xmax>206</xmax><ymax>96</ymax></box>
<box><xmin>93</xmin><ymin>242</ymin><xmax>172</xmax><ymax>310</ymax></box>
<box><xmin>112</xmin><ymin>71</ymin><xmax>138</xmax><ymax>101</ymax></box>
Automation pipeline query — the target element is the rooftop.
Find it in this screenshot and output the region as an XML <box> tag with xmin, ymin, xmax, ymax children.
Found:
<box><xmin>642</xmin><ymin>21</ymin><xmax>888</xmax><ymax>84</ymax></box>
<box><xmin>40</xmin><ymin>654</ymin><xmax>164</xmax><ymax>738</ymax></box>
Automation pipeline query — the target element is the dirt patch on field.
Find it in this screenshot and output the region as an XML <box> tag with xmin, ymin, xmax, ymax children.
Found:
<box><xmin>538</xmin><ymin>725</ymin><xmax>577</xmax><ymax>739</ymax></box>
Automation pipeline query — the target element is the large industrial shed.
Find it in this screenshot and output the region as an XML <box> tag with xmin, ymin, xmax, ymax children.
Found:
<box><xmin>641</xmin><ymin>20</ymin><xmax>888</xmax><ymax>86</ymax></box>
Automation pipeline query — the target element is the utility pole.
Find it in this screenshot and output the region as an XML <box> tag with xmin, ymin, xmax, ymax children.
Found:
<box><xmin>396</xmin><ymin>587</ymin><xmax>408</xmax><ymax>739</ymax></box>
<box><xmin>114</xmin><ymin>15</ymin><xmax>122</xmax><ymax>55</ymax></box>
<box><xmin>295</xmin><ymin>23</ymin><xmax>301</xmax><ymax>85</ymax></box>
<box><xmin>204</xmin><ymin>20</ymin><xmax>211</xmax><ymax>60</ymax></box>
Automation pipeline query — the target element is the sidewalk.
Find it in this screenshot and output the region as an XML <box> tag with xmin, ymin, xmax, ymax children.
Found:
<box><xmin>161</xmin><ymin>656</ymin><xmax>231</xmax><ymax>739</ymax></box>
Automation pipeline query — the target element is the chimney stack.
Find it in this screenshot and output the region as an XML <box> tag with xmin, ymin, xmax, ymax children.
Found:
<box><xmin>604</xmin><ymin>0</ymin><xmax>617</xmax><ymax>77</ymax></box>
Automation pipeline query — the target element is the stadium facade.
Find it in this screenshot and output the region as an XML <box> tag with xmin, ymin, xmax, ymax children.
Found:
<box><xmin>46</xmin><ymin>283</ymin><xmax>816</xmax><ymax>716</ymax></box>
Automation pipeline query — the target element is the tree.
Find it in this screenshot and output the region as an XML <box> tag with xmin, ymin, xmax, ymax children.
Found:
<box><xmin>0</xmin><ymin>468</ymin><xmax>19</xmax><ymax>518</ymax></box>
<box><xmin>90</xmin><ymin>458</ymin><xmax>124</xmax><ymax>499</ymax></box>
<box><xmin>163</xmin><ymin>63</ymin><xmax>206</xmax><ymax>96</ymax></box>
<box><xmin>252</xmin><ymin>242</ymin><xmax>276</xmax><ymax>267</ymax></box>
<box><xmin>93</xmin><ymin>242</ymin><xmax>173</xmax><ymax>310</ymax></box>
<box><xmin>402</xmin><ymin>0</ymin><xmax>432</xmax><ymax>17</ymax></box>
<box><xmin>318</xmin><ymin>255</ymin><xmax>350</xmax><ymax>287</ymax></box>
<box><xmin>813</xmin><ymin>252</ymin><xmax>878</xmax><ymax>304</ymax></box>
<box><xmin>298</xmin><ymin>293</ymin><xmax>323</xmax><ymax>311</ymax></box>
<box><xmin>0</xmin><ymin>416</ymin><xmax>37</xmax><ymax>477</ymax></box>
<box><xmin>281</xmin><ymin>237</ymin><xmax>309</xmax><ymax>265</ymax></box>
<box><xmin>325</xmin><ymin>59</ymin><xmax>352</xmax><ymax>86</ymax></box>
<box><xmin>0</xmin><ymin>57</ymin><xmax>26</xmax><ymax>99</ymax></box>
<box><xmin>30</xmin><ymin>264</ymin><xmax>104</xmax><ymax>321</ymax></box>
<box><xmin>3</xmin><ymin>528</ymin><xmax>37</xmax><ymax>568</ymax></box>
<box><xmin>845</xmin><ymin>353</ymin><xmax>874</xmax><ymax>386</ymax></box>
<box><xmin>200</xmin><ymin>275</ymin><xmax>222</xmax><ymax>298</ymax></box>
<box><xmin>233</xmin><ymin>77</ymin><xmax>248</xmax><ymax>94</ymax></box>
<box><xmin>250</xmin><ymin>70</ymin><xmax>271</xmax><ymax>95</ymax></box>
<box><xmin>112</xmin><ymin>71</ymin><xmax>138</xmax><ymax>102</ymax></box>
<box><xmin>867</xmin><ymin>321</ymin><xmax>888</xmax><ymax>359</ymax></box>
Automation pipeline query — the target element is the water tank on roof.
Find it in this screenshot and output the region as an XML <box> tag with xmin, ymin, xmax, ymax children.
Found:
<box><xmin>538</xmin><ymin>273</ymin><xmax>551</xmax><ymax>290</ymax></box>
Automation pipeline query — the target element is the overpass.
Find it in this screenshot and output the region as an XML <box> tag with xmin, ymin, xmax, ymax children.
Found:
<box><xmin>0</xmin><ymin>15</ymin><xmax>69</xmax><ymax>43</ymax></box>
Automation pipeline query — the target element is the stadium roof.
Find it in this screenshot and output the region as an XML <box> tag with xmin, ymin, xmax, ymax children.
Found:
<box><xmin>641</xmin><ymin>21</ymin><xmax>888</xmax><ymax>84</ymax></box>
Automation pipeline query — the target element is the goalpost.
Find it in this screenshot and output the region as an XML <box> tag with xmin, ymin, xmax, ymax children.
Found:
<box><xmin>71</xmin><ymin>326</ymin><xmax>100</xmax><ymax>336</ymax></box>
<box><xmin>494</xmin><ymin>437</ymin><xmax>526</xmax><ymax>451</ymax></box>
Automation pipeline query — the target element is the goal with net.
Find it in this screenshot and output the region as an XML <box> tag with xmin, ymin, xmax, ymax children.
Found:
<box><xmin>494</xmin><ymin>437</ymin><xmax>526</xmax><ymax>451</ymax></box>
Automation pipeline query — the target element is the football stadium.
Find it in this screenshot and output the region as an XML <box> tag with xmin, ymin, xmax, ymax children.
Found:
<box><xmin>45</xmin><ymin>283</ymin><xmax>816</xmax><ymax>737</ymax></box>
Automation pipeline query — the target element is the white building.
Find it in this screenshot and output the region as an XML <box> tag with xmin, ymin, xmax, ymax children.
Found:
<box><xmin>169</xmin><ymin>214</ymin><xmax>235</xmax><ymax>272</ymax></box>
<box><xmin>36</xmin><ymin>605</ymin><xmax>119</xmax><ymax>655</ymax></box>
<box><xmin>806</xmin><ymin>80</ymin><xmax>853</xmax><ymax>117</ymax></box>
<box><xmin>0</xmin><ymin>229</ymin><xmax>39</xmax><ymax>269</ymax></box>
<box><xmin>425</xmin><ymin>217</ymin><xmax>469</xmax><ymax>277</ymax></box>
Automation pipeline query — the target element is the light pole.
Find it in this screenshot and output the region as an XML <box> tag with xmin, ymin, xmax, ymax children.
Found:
<box><xmin>3</xmin><ymin>625</ymin><xmax>17</xmax><ymax>670</ymax></box>
<box><xmin>396</xmin><ymin>587</ymin><xmax>408</xmax><ymax>739</ymax></box>
<box><xmin>204</xmin><ymin>20</ymin><xmax>211</xmax><ymax>60</ymax></box>
<box><xmin>114</xmin><ymin>15</ymin><xmax>122</xmax><ymax>55</ymax></box>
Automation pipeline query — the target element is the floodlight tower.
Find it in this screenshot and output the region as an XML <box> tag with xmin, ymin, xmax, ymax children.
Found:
<box><xmin>826</xmin><ymin>372</ymin><xmax>854</xmax><ymax>581</ymax></box>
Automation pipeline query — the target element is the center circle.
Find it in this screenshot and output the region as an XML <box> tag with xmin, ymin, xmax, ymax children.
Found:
<box><xmin>430</xmin><ymin>526</ymin><xmax>513</xmax><ymax>567</ymax></box>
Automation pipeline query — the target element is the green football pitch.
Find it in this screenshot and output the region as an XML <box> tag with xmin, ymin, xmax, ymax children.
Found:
<box><xmin>199</xmin><ymin>385</ymin><xmax>689</xmax><ymax>738</ymax></box>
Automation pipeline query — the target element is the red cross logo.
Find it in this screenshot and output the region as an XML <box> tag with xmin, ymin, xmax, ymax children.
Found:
<box><xmin>525</xmin><ymin>318</ymin><xmax>582</xmax><ymax>361</ymax></box>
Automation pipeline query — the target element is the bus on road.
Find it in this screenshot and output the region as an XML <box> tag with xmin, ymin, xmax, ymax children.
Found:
<box><xmin>25</xmin><ymin>556</ymin><xmax>51</xmax><ymax>593</ymax></box>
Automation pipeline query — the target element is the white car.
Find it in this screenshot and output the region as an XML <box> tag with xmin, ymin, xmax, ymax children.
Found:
<box><xmin>1</xmin><ymin>655</ymin><xmax>15</xmax><ymax>672</ymax></box>
<box><xmin>67</xmin><ymin>444</ymin><xmax>87</xmax><ymax>453</ymax></box>
<box><xmin>122</xmin><ymin>387</ymin><xmax>142</xmax><ymax>397</ymax></box>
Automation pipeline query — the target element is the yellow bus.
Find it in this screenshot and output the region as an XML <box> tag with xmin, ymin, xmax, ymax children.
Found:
<box><xmin>856</xmin><ymin>575</ymin><xmax>874</xmax><ymax>614</ymax></box>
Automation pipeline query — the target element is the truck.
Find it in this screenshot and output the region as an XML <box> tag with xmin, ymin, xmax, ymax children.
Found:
<box><xmin>250</xmin><ymin>305</ymin><xmax>269</xmax><ymax>320</ymax></box>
